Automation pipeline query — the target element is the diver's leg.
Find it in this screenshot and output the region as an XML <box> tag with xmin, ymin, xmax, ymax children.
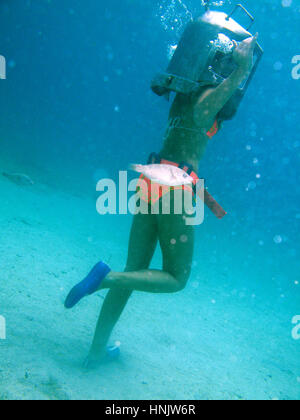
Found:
<box><xmin>88</xmin><ymin>193</ymin><xmax>194</xmax><ymax>364</ymax></box>
<box><xmin>103</xmin><ymin>268</ymin><xmax>186</xmax><ymax>293</ymax></box>
<box><xmin>101</xmin><ymin>192</ymin><xmax>194</xmax><ymax>293</ymax></box>
<box><xmin>88</xmin><ymin>211</ymin><xmax>158</xmax><ymax>361</ymax></box>
<box><xmin>157</xmin><ymin>203</ymin><xmax>194</xmax><ymax>291</ymax></box>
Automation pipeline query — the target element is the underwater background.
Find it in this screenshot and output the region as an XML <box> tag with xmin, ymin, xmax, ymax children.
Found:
<box><xmin>0</xmin><ymin>0</ymin><xmax>299</xmax><ymax>400</ymax></box>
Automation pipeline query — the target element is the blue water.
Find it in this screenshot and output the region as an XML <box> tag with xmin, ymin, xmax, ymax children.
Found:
<box><xmin>0</xmin><ymin>0</ymin><xmax>299</xmax><ymax>400</ymax></box>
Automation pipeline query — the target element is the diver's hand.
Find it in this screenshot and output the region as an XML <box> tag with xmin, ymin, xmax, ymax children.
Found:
<box><xmin>233</xmin><ymin>33</ymin><xmax>258</xmax><ymax>73</ymax></box>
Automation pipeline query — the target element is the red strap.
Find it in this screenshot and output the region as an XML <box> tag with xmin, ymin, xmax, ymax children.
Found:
<box><xmin>207</xmin><ymin>120</ymin><xmax>218</xmax><ymax>139</ymax></box>
<box><xmin>203</xmin><ymin>189</ymin><xmax>227</xmax><ymax>219</ymax></box>
<box><xmin>160</xmin><ymin>158</ymin><xmax>179</xmax><ymax>167</ymax></box>
<box><xmin>157</xmin><ymin>158</ymin><xmax>226</xmax><ymax>219</ymax></box>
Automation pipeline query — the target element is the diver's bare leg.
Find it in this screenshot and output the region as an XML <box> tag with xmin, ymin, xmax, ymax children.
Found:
<box><xmin>87</xmin><ymin>212</ymin><xmax>158</xmax><ymax>362</ymax></box>
<box><xmin>88</xmin><ymin>193</ymin><xmax>194</xmax><ymax>364</ymax></box>
<box><xmin>101</xmin><ymin>193</ymin><xmax>194</xmax><ymax>293</ymax></box>
<box><xmin>102</xmin><ymin>269</ymin><xmax>186</xmax><ymax>293</ymax></box>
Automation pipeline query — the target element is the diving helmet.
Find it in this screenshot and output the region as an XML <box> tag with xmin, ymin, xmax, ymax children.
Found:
<box><xmin>151</xmin><ymin>3</ymin><xmax>264</xmax><ymax>121</ymax></box>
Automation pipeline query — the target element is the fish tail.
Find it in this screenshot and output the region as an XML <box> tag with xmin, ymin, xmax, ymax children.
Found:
<box><xmin>129</xmin><ymin>164</ymin><xmax>144</xmax><ymax>173</ymax></box>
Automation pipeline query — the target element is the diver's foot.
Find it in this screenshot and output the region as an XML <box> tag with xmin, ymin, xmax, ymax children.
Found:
<box><xmin>83</xmin><ymin>345</ymin><xmax>121</xmax><ymax>370</ymax></box>
<box><xmin>64</xmin><ymin>261</ymin><xmax>111</xmax><ymax>309</ymax></box>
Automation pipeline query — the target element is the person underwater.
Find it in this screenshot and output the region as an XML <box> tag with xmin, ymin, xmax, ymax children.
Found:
<box><xmin>64</xmin><ymin>8</ymin><xmax>261</xmax><ymax>367</ymax></box>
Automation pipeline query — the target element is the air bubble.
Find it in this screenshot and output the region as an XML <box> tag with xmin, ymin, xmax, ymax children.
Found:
<box><xmin>273</xmin><ymin>235</ymin><xmax>283</xmax><ymax>244</ymax></box>
<box><xmin>273</xmin><ymin>61</ymin><xmax>283</xmax><ymax>71</ymax></box>
<box><xmin>248</xmin><ymin>181</ymin><xmax>257</xmax><ymax>190</ymax></box>
<box><xmin>180</xmin><ymin>235</ymin><xmax>188</xmax><ymax>243</ymax></box>
<box><xmin>282</xmin><ymin>0</ymin><xmax>292</xmax><ymax>7</ymax></box>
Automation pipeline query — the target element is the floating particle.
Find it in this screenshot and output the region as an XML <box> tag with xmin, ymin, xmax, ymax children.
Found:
<box><xmin>114</xmin><ymin>106</ymin><xmax>120</xmax><ymax>112</ymax></box>
<box><xmin>8</xmin><ymin>60</ymin><xmax>16</xmax><ymax>69</ymax></box>
<box><xmin>248</xmin><ymin>181</ymin><xmax>257</xmax><ymax>190</ymax></box>
<box><xmin>211</xmin><ymin>299</ymin><xmax>216</xmax><ymax>304</ymax></box>
<box><xmin>282</xmin><ymin>0</ymin><xmax>292</xmax><ymax>7</ymax></box>
<box><xmin>270</xmin><ymin>33</ymin><xmax>279</xmax><ymax>40</ymax></box>
<box><xmin>253</xmin><ymin>158</ymin><xmax>259</xmax><ymax>165</ymax></box>
<box><xmin>273</xmin><ymin>61</ymin><xmax>283</xmax><ymax>71</ymax></box>
<box><xmin>282</xmin><ymin>157</ymin><xmax>290</xmax><ymax>165</ymax></box>
<box><xmin>180</xmin><ymin>234</ymin><xmax>188</xmax><ymax>243</ymax></box>
<box><xmin>259</xmin><ymin>240</ymin><xmax>264</xmax><ymax>246</ymax></box>
<box><xmin>256</xmin><ymin>174</ymin><xmax>261</xmax><ymax>179</ymax></box>
<box><xmin>170</xmin><ymin>239</ymin><xmax>176</xmax><ymax>245</ymax></box>
<box><xmin>246</xmin><ymin>145</ymin><xmax>252</xmax><ymax>151</ymax></box>
<box><xmin>273</xmin><ymin>235</ymin><xmax>283</xmax><ymax>244</ymax></box>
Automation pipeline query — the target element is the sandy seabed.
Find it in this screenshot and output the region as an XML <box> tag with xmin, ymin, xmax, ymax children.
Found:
<box><xmin>0</xmin><ymin>166</ymin><xmax>299</xmax><ymax>401</ymax></box>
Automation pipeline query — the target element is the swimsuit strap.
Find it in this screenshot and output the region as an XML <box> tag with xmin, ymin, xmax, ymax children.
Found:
<box><xmin>145</xmin><ymin>153</ymin><xmax>227</xmax><ymax>219</ymax></box>
<box><xmin>207</xmin><ymin>120</ymin><xmax>219</xmax><ymax>139</ymax></box>
<box><xmin>167</xmin><ymin>117</ymin><xmax>219</xmax><ymax>139</ymax></box>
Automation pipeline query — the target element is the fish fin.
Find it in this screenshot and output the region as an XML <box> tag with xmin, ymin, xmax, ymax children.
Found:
<box><xmin>170</xmin><ymin>168</ymin><xmax>176</xmax><ymax>180</ymax></box>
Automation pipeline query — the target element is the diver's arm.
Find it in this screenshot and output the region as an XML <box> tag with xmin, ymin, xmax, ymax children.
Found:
<box><xmin>194</xmin><ymin>34</ymin><xmax>258</xmax><ymax>128</ymax></box>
